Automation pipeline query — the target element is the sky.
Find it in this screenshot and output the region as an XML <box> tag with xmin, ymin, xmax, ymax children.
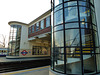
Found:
<box><xmin>0</xmin><ymin>0</ymin><xmax>51</xmax><ymax>47</ymax></box>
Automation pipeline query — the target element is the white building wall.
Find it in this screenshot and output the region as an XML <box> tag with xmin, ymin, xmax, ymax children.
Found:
<box><xmin>94</xmin><ymin>0</ymin><xmax>100</xmax><ymax>46</ymax></box>
<box><xmin>20</xmin><ymin>25</ymin><xmax>32</xmax><ymax>49</ymax></box>
<box><xmin>94</xmin><ymin>0</ymin><xmax>100</xmax><ymax>72</ymax></box>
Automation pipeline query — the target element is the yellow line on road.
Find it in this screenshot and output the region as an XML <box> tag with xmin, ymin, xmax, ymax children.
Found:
<box><xmin>2</xmin><ymin>66</ymin><xmax>50</xmax><ymax>75</ymax></box>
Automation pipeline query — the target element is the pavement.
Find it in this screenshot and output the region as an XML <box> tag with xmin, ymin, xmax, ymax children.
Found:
<box><xmin>1</xmin><ymin>66</ymin><xmax>49</xmax><ymax>75</ymax></box>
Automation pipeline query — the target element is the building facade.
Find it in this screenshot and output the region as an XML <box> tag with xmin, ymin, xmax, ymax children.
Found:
<box><xmin>7</xmin><ymin>10</ymin><xmax>51</xmax><ymax>58</ymax></box>
<box><xmin>50</xmin><ymin>0</ymin><xmax>100</xmax><ymax>75</ymax></box>
<box><xmin>7</xmin><ymin>0</ymin><xmax>100</xmax><ymax>74</ymax></box>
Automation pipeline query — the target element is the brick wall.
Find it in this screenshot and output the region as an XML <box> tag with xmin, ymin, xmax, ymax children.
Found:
<box><xmin>28</xmin><ymin>26</ymin><xmax>51</xmax><ymax>38</ymax></box>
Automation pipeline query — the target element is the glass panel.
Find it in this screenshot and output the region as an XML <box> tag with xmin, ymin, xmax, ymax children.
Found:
<box><xmin>96</xmin><ymin>48</ymin><xmax>100</xmax><ymax>53</ymax></box>
<box><xmin>28</xmin><ymin>27</ymin><xmax>31</xmax><ymax>34</ymax></box>
<box><xmin>90</xmin><ymin>5</ymin><xmax>94</xmax><ymax>12</ymax></box>
<box><xmin>81</xmin><ymin>22</ymin><xmax>92</xmax><ymax>29</ymax></box>
<box><xmin>54</xmin><ymin>54</ymin><xmax>64</xmax><ymax>73</ymax></box>
<box><xmin>51</xmin><ymin>56</ymin><xmax>54</xmax><ymax>69</ymax></box>
<box><xmin>54</xmin><ymin>48</ymin><xmax>64</xmax><ymax>73</ymax></box>
<box><xmin>64</xmin><ymin>0</ymin><xmax>78</xmax><ymax>2</ymax></box>
<box><xmin>65</xmin><ymin>29</ymin><xmax>80</xmax><ymax>46</ymax></box>
<box><xmin>79</xmin><ymin>1</ymin><xmax>89</xmax><ymax>7</ymax></box>
<box><xmin>64</xmin><ymin>0</ymin><xmax>68</xmax><ymax>2</ymax></box>
<box><xmin>81</xmin><ymin>29</ymin><xmax>93</xmax><ymax>47</ymax></box>
<box><xmin>32</xmin><ymin>46</ymin><xmax>48</xmax><ymax>55</ymax></box>
<box><xmin>46</xmin><ymin>16</ymin><xmax>50</xmax><ymax>27</ymax></box>
<box><xmin>54</xmin><ymin>25</ymin><xmax>63</xmax><ymax>31</ymax></box>
<box><xmin>64</xmin><ymin>7</ymin><xmax>78</xmax><ymax>22</ymax></box>
<box><xmin>66</xmin><ymin>47</ymin><xmax>80</xmax><ymax>54</ymax></box>
<box><xmin>93</xmin><ymin>25</ymin><xmax>97</xmax><ymax>31</ymax></box>
<box><xmin>83</xmin><ymin>48</ymin><xmax>94</xmax><ymax>54</ymax></box>
<box><xmin>80</xmin><ymin>7</ymin><xmax>90</xmax><ymax>22</ymax></box>
<box><xmin>91</xmin><ymin>10</ymin><xmax>96</xmax><ymax>25</ymax></box>
<box><xmin>32</xmin><ymin>25</ymin><xmax>34</xmax><ymax>33</ymax></box>
<box><xmin>55</xmin><ymin>0</ymin><xmax>62</xmax><ymax>6</ymax></box>
<box><xmin>66</xmin><ymin>54</ymin><xmax>82</xmax><ymax>74</ymax></box>
<box><xmin>40</xmin><ymin>20</ymin><xmax>44</xmax><ymax>29</ymax></box>
<box><xmin>83</xmin><ymin>55</ymin><xmax>96</xmax><ymax>74</ymax></box>
<box><xmin>8</xmin><ymin>25</ymin><xmax>21</xmax><ymax>56</ymax></box>
<box><xmin>94</xmin><ymin>31</ymin><xmax>99</xmax><ymax>47</ymax></box>
<box><xmin>54</xmin><ymin>4</ymin><xmax>63</xmax><ymax>12</ymax></box>
<box><xmin>54</xmin><ymin>31</ymin><xmax>64</xmax><ymax>47</ymax></box>
<box><xmin>90</xmin><ymin>0</ymin><xmax>94</xmax><ymax>4</ymax></box>
<box><xmin>54</xmin><ymin>9</ymin><xmax>63</xmax><ymax>25</ymax></box>
<box><xmin>96</xmin><ymin>54</ymin><xmax>100</xmax><ymax>72</ymax></box>
<box><xmin>65</xmin><ymin>23</ymin><xmax>79</xmax><ymax>29</ymax></box>
<box><xmin>64</xmin><ymin>1</ymin><xmax>77</xmax><ymax>7</ymax></box>
<box><xmin>82</xmin><ymin>0</ymin><xmax>89</xmax><ymax>1</ymax></box>
<box><xmin>36</xmin><ymin>22</ymin><xmax>39</xmax><ymax>31</ymax></box>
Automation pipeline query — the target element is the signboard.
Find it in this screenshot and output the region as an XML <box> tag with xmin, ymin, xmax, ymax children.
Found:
<box><xmin>21</xmin><ymin>50</ymin><xmax>28</xmax><ymax>56</ymax></box>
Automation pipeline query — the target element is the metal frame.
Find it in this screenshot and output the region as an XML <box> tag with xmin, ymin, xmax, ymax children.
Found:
<box><xmin>51</xmin><ymin>0</ymin><xmax>100</xmax><ymax>75</ymax></box>
<box><xmin>8</xmin><ymin>25</ymin><xmax>21</xmax><ymax>56</ymax></box>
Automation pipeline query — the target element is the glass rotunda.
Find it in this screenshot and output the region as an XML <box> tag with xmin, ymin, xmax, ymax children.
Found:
<box><xmin>51</xmin><ymin>0</ymin><xmax>100</xmax><ymax>75</ymax></box>
<box><xmin>8</xmin><ymin>24</ymin><xmax>22</xmax><ymax>56</ymax></box>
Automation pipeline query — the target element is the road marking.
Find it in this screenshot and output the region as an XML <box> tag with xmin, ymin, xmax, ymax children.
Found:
<box><xmin>2</xmin><ymin>66</ymin><xmax>50</xmax><ymax>75</ymax></box>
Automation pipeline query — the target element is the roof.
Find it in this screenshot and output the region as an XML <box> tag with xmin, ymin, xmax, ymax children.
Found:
<box><xmin>8</xmin><ymin>21</ymin><xmax>28</xmax><ymax>26</ymax></box>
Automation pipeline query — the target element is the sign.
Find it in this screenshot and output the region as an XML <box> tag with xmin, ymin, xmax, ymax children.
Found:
<box><xmin>21</xmin><ymin>50</ymin><xmax>28</xmax><ymax>56</ymax></box>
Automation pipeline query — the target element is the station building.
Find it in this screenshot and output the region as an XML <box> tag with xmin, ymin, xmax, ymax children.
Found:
<box><xmin>7</xmin><ymin>10</ymin><xmax>51</xmax><ymax>58</ymax></box>
<box><xmin>7</xmin><ymin>0</ymin><xmax>100</xmax><ymax>75</ymax></box>
<box><xmin>50</xmin><ymin>0</ymin><xmax>100</xmax><ymax>75</ymax></box>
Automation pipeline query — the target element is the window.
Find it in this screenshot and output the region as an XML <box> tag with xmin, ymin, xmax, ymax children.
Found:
<box><xmin>65</xmin><ymin>29</ymin><xmax>80</xmax><ymax>46</ymax></box>
<box><xmin>65</xmin><ymin>23</ymin><xmax>79</xmax><ymax>29</ymax></box>
<box><xmin>54</xmin><ymin>9</ymin><xmax>63</xmax><ymax>25</ymax></box>
<box><xmin>54</xmin><ymin>31</ymin><xmax>64</xmax><ymax>47</ymax></box>
<box><xmin>79</xmin><ymin>7</ymin><xmax>90</xmax><ymax>22</ymax></box>
<box><xmin>64</xmin><ymin>7</ymin><xmax>78</xmax><ymax>22</ymax></box>
<box><xmin>46</xmin><ymin>16</ymin><xmax>50</xmax><ymax>27</ymax></box>
<box><xmin>41</xmin><ymin>20</ymin><xmax>44</xmax><ymax>29</ymax></box>
<box><xmin>54</xmin><ymin>24</ymin><xmax>63</xmax><ymax>31</ymax></box>
<box><xmin>28</xmin><ymin>27</ymin><xmax>31</xmax><ymax>34</ymax></box>
<box><xmin>36</xmin><ymin>22</ymin><xmax>39</xmax><ymax>31</ymax></box>
<box><xmin>64</xmin><ymin>1</ymin><xmax>77</xmax><ymax>7</ymax></box>
<box><xmin>32</xmin><ymin>46</ymin><xmax>48</xmax><ymax>55</ymax></box>
<box><xmin>32</xmin><ymin>25</ymin><xmax>34</xmax><ymax>33</ymax></box>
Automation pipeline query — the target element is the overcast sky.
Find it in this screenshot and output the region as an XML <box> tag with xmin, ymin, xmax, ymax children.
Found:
<box><xmin>0</xmin><ymin>0</ymin><xmax>51</xmax><ymax>47</ymax></box>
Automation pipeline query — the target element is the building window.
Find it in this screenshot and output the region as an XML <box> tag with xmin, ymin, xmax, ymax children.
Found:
<box><xmin>28</xmin><ymin>27</ymin><xmax>31</xmax><ymax>34</ymax></box>
<box><xmin>32</xmin><ymin>25</ymin><xmax>34</xmax><ymax>33</ymax></box>
<box><xmin>46</xmin><ymin>16</ymin><xmax>50</xmax><ymax>27</ymax></box>
<box><xmin>36</xmin><ymin>22</ymin><xmax>39</xmax><ymax>31</ymax></box>
<box><xmin>54</xmin><ymin>9</ymin><xmax>63</xmax><ymax>26</ymax></box>
<box><xmin>40</xmin><ymin>20</ymin><xmax>44</xmax><ymax>29</ymax></box>
<box><xmin>32</xmin><ymin>46</ymin><xmax>48</xmax><ymax>55</ymax></box>
<box><xmin>64</xmin><ymin>6</ymin><xmax>78</xmax><ymax>22</ymax></box>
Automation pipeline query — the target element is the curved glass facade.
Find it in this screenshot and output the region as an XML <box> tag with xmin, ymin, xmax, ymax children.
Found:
<box><xmin>8</xmin><ymin>25</ymin><xmax>21</xmax><ymax>56</ymax></box>
<box><xmin>51</xmin><ymin>0</ymin><xmax>100</xmax><ymax>74</ymax></box>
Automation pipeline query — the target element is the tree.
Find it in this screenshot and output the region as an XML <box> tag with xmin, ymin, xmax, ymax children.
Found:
<box><xmin>0</xmin><ymin>34</ymin><xmax>7</xmax><ymax>48</ymax></box>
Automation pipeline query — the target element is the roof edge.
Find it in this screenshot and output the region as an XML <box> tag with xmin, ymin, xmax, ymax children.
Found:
<box><xmin>8</xmin><ymin>21</ymin><xmax>28</xmax><ymax>26</ymax></box>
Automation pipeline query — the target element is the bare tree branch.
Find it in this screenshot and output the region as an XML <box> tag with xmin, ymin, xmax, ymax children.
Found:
<box><xmin>0</xmin><ymin>34</ymin><xmax>7</xmax><ymax>48</ymax></box>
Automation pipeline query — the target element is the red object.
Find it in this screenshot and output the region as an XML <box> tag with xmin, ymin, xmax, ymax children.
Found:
<box><xmin>21</xmin><ymin>50</ymin><xmax>28</xmax><ymax>56</ymax></box>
